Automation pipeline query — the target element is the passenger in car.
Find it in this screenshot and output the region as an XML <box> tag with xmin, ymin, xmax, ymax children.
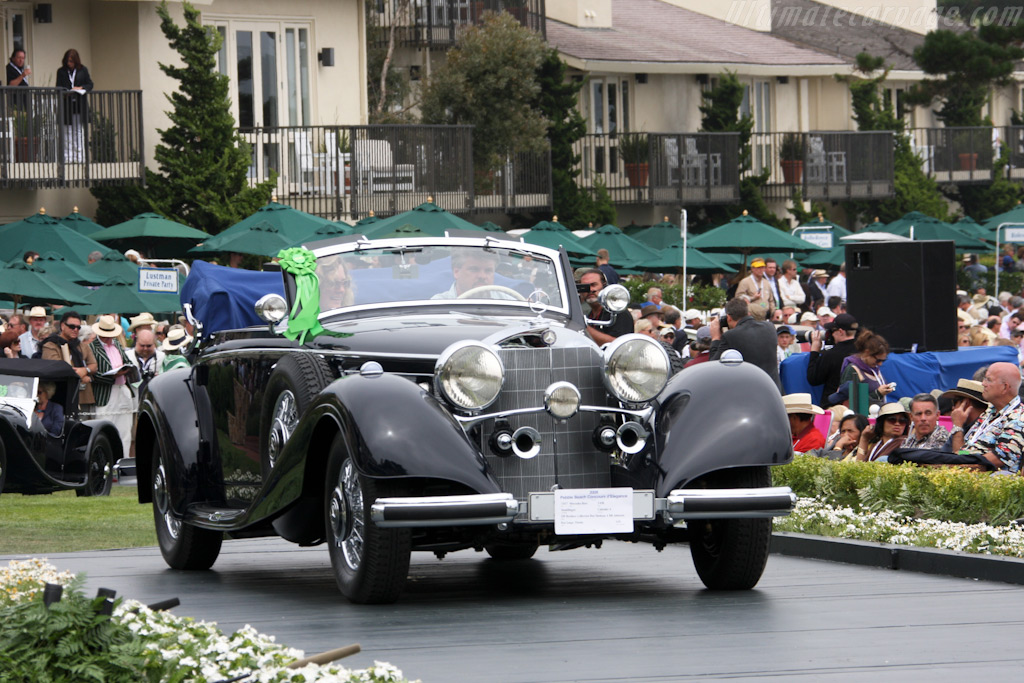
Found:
<box><xmin>320</xmin><ymin>257</ymin><xmax>356</xmax><ymax>309</ymax></box>
<box><xmin>431</xmin><ymin>249</ymin><xmax>514</xmax><ymax>299</ymax></box>
<box><xmin>34</xmin><ymin>381</ymin><xmax>64</xmax><ymax>437</ymax></box>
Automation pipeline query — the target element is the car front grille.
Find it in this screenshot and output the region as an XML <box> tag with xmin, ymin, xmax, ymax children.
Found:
<box><xmin>480</xmin><ymin>346</ymin><xmax>612</xmax><ymax>499</ymax></box>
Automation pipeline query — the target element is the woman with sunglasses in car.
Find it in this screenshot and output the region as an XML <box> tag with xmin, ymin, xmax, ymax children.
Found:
<box><xmin>839</xmin><ymin>328</ymin><xmax>894</xmax><ymax>406</ymax></box>
<box><xmin>854</xmin><ymin>403</ymin><xmax>909</xmax><ymax>462</ymax></box>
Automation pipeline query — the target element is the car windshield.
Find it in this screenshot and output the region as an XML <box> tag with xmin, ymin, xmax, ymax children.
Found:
<box><xmin>315</xmin><ymin>244</ymin><xmax>566</xmax><ymax>313</ymax></box>
<box><xmin>0</xmin><ymin>373</ymin><xmax>38</xmax><ymax>421</ymax></box>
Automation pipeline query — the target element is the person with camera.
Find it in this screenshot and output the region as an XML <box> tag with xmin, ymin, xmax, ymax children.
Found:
<box><xmin>126</xmin><ymin>328</ymin><xmax>163</xmax><ymax>388</ymax></box>
<box><xmin>578</xmin><ymin>269</ymin><xmax>632</xmax><ymax>345</ymax></box>
<box><xmin>806</xmin><ymin>313</ymin><xmax>859</xmax><ymax>407</ymax></box>
<box><xmin>709</xmin><ymin>298</ymin><xmax>782</xmax><ymax>391</ymax></box>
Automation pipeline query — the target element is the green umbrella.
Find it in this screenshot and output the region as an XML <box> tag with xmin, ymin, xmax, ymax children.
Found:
<box><xmin>192</xmin><ymin>202</ymin><xmax>336</xmax><ymax>254</ymax></box>
<box><xmin>579</xmin><ymin>224</ymin><xmax>661</xmax><ymax>268</ymax></box>
<box><xmin>292</xmin><ymin>221</ymin><xmax>354</xmax><ymax>248</ymax></box>
<box><xmin>640</xmin><ymin>244</ymin><xmax>737</xmax><ymax>275</ymax></box>
<box><xmin>519</xmin><ymin>221</ymin><xmax>596</xmax><ymax>258</ymax></box>
<box><xmin>952</xmin><ymin>216</ymin><xmax>991</xmax><ymax>242</ymax></box>
<box><xmin>479</xmin><ymin>221</ymin><xmax>505</xmax><ymax>233</ymax></box>
<box><xmin>93</xmin><ymin>213</ymin><xmax>211</xmax><ymax>259</ymax></box>
<box><xmin>981</xmin><ymin>203</ymin><xmax>1024</xmax><ymax>238</ymax></box>
<box><xmin>799</xmin><ymin>245</ymin><xmax>846</xmax><ymax>268</ymax></box>
<box><xmin>32</xmin><ymin>251</ymin><xmax>108</xmax><ymax>285</ymax></box>
<box><xmin>690</xmin><ymin>214</ymin><xmax>824</xmax><ymax>255</ymax></box>
<box><xmin>0</xmin><ymin>210</ymin><xmax>112</xmax><ymax>265</ymax></box>
<box><xmin>881</xmin><ymin>211</ymin><xmax>990</xmax><ymax>251</ymax></box>
<box><xmin>191</xmin><ymin>220</ymin><xmax>295</xmax><ymax>257</ymax></box>
<box><xmin>353</xmin><ymin>212</ymin><xmax>382</xmax><ymax>227</ymax></box>
<box><xmin>59</xmin><ymin>207</ymin><xmax>105</xmax><ymax>236</ymax></box>
<box><xmin>0</xmin><ymin>261</ymin><xmax>91</xmax><ymax>308</ymax></box>
<box><xmin>359</xmin><ymin>200</ymin><xmax>485</xmax><ymax>238</ymax></box>
<box><xmin>88</xmin><ymin>250</ymin><xmax>139</xmax><ymax>282</ymax></box>
<box><xmin>69</xmin><ymin>276</ymin><xmax>181</xmax><ymax>315</ymax></box>
<box><xmin>632</xmin><ymin>218</ymin><xmax>682</xmax><ymax>250</ymax></box>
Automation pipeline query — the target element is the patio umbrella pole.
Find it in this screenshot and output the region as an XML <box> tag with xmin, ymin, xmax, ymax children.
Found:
<box><xmin>680</xmin><ymin>209</ymin><xmax>687</xmax><ymax>304</ymax></box>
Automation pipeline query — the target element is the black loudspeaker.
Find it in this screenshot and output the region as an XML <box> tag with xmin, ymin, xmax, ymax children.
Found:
<box><xmin>846</xmin><ymin>240</ymin><xmax>957</xmax><ymax>352</ymax></box>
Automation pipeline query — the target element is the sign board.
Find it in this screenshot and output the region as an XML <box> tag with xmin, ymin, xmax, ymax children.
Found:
<box><xmin>553</xmin><ymin>488</ymin><xmax>634</xmax><ymax>535</ymax></box>
<box><xmin>795</xmin><ymin>229</ymin><xmax>833</xmax><ymax>250</ymax></box>
<box><xmin>1004</xmin><ymin>227</ymin><xmax>1024</xmax><ymax>243</ymax></box>
<box><xmin>139</xmin><ymin>267</ymin><xmax>179</xmax><ymax>293</ymax></box>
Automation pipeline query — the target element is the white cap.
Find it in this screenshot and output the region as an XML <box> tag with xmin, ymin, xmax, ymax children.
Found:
<box><xmin>816</xmin><ymin>306</ymin><xmax>833</xmax><ymax>317</ymax></box>
<box><xmin>683</xmin><ymin>309</ymin><xmax>701</xmax><ymax>320</ymax></box>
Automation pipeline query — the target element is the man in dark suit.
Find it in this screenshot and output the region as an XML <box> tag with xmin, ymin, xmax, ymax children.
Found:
<box><xmin>709</xmin><ymin>298</ymin><xmax>782</xmax><ymax>391</ymax></box>
<box><xmin>806</xmin><ymin>313</ymin><xmax>859</xmax><ymax>406</ymax></box>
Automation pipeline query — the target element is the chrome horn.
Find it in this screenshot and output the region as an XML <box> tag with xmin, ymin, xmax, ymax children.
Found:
<box><xmin>511</xmin><ymin>426</ymin><xmax>542</xmax><ymax>459</ymax></box>
<box><xmin>616</xmin><ymin>421</ymin><xmax>648</xmax><ymax>455</ymax></box>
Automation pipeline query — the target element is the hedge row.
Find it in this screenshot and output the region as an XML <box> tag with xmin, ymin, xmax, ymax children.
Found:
<box><xmin>773</xmin><ymin>456</ymin><xmax>1024</xmax><ymax>526</ymax></box>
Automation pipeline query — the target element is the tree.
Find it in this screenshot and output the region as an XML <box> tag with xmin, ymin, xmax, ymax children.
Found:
<box><xmin>366</xmin><ymin>0</ymin><xmax>415</xmax><ymax>123</ymax></box>
<box><xmin>94</xmin><ymin>1</ymin><xmax>274</xmax><ymax>232</ymax></box>
<box><xmin>696</xmin><ymin>71</ymin><xmax>785</xmax><ymax>230</ymax></box>
<box><xmin>837</xmin><ymin>53</ymin><xmax>949</xmax><ymax>224</ymax></box>
<box><xmin>419</xmin><ymin>12</ymin><xmax>549</xmax><ymax>173</ymax></box>
<box><xmin>532</xmin><ymin>48</ymin><xmax>615</xmax><ymax>229</ymax></box>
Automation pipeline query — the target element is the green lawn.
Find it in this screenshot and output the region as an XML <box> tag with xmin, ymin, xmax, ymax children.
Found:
<box><xmin>0</xmin><ymin>487</ymin><xmax>156</xmax><ymax>554</ymax></box>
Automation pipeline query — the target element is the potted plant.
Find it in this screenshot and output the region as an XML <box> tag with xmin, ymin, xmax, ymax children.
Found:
<box><xmin>617</xmin><ymin>132</ymin><xmax>649</xmax><ymax>187</ymax></box>
<box><xmin>779</xmin><ymin>132</ymin><xmax>805</xmax><ymax>184</ymax></box>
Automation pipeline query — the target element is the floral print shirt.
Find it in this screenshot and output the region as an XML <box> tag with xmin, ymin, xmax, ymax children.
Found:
<box><xmin>962</xmin><ymin>396</ymin><xmax>1024</xmax><ymax>473</ymax></box>
<box><xmin>902</xmin><ymin>425</ymin><xmax>951</xmax><ymax>451</ymax></box>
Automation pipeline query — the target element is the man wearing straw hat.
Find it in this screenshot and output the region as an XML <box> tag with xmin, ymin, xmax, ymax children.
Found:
<box><xmin>942</xmin><ymin>379</ymin><xmax>989</xmax><ymax>452</ymax></box>
<box><xmin>783</xmin><ymin>393</ymin><xmax>826</xmax><ymax>453</ymax></box>
<box><xmin>734</xmin><ymin>257</ymin><xmax>775</xmax><ymax>321</ymax></box>
<box><xmin>161</xmin><ymin>325</ymin><xmax>193</xmax><ymax>372</ymax></box>
<box><xmin>19</xmin><ymin>306</ymin><xmax>48</xmax><ymax>358</ymax></box>
<box><xmin>90</xmin><ymin>315</ymin><xmax>138</xmax><ymax>459</ymax></box>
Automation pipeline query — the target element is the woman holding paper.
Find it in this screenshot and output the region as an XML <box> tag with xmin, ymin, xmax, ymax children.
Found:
<box><xmin>56</xmin><ymin>48</ymin><xmax>93</xmax><ymax>163</ymax></box>
<box><xmin>89</xmin><ymin>316</ymin><xmax>137</xmax><ymax>458</ymax></box>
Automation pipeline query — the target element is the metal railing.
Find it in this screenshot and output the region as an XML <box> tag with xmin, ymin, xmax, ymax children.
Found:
<box><xmin>573</xmin><ymin>132</ymin><xmax>741</xmax><ymax>206</ymax></box>
<box><xmin>236</xmin><ymin>124</ymin><xmax>552</xmax><ymax>219</ymax></box>
<box><xmin>0</xmin><ymin>87</ymin><xmax>144</xmax><ymax>188</ymax></box>
<box><xmin>750</xmin><ymin>131</ymin><xmax>894</xmax><ymax>201</ymax></box>
<box><xmin>369</xmin><ymin>0</ymin><xmax>546</xmax><ymax>49</ymax></box>
<box><xmin>906</xmin><ymin>126</ymin><xmax>1024</xmax><ymax>185</ymax></box>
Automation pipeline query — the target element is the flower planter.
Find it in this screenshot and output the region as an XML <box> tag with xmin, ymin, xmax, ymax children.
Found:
<box><xmin>780</xmin><ymin>159</ymin><xmax>803</xmax><ymax>184</ymax></box>
<box><xmin>625</xmin><ymin>162</ymin><xmax>649</xmax><ymax>187</ymax></box>
<box><xmin>958</xmin><ymin>153</ymin><xmax>978</xmax><ymax>171</ymax></box>
<box><xmin>14</xmin><ymin>136</ymin><xmax>39</xmax><ymax>163</ymax></box>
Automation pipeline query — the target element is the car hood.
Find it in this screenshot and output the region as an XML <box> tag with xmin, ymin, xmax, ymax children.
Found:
<box><xmin>315</xmin><ymin>312</ymin><xmax>590</xmax><ymax>357</ymax></box>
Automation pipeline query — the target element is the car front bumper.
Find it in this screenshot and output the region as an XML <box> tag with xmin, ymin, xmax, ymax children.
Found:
<box><xmin>369</xmin><ymin>487</ymin><xmax>797</xmax><ymax>529</ymax></box>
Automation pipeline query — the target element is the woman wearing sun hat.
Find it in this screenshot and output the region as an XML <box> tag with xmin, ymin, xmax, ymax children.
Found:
<box><xmin>160</xmin><ymin>325</ymin><xmax>193</xmax><ymax>373</ymax></box>
<box><xmin>89</xmin><ymin>315</ymin><xmax>138</xmax><ymax>458</ymax></box>
<box><xmin>854</xmin><ymin>403</ymin><xmax>909</xmax><ymax>462</ymax></box>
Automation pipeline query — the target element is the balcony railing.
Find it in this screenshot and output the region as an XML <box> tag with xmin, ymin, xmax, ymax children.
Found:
<box><xmin>906</xmin><ymin>126</ymin><xmax>1024</xmax><ymax>185</ymax></box>
<box><xmin>573</xmin><ymin>132</ymin><xmax>741</xmax><ymax>206</ymax></box>
<box><xmin>0</xmin><ymin>87</ymin><xmax>144</xmax><ymax>189</ymax></box>
<box><xmin>751</xmin><ymin>131</ymin><xmax>894</xmax><ymax>201</ymax></box>
<box><xmin>369</xmin><ymin>0</ymin><xmax>546</xmax><ymax>50</ymax></box>
<box><xmin>237</xmin><ymin>124</ymin><xmax>552</xmax><ymax>219</ymax></box>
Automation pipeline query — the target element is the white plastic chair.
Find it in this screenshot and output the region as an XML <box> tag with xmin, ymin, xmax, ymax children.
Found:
<box><xmin>353</xmin><ymin>139</ymin><xmax>415</xmax><ymax>192</ymax></box>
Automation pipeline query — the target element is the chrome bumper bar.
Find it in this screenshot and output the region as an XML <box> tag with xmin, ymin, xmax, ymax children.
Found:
<box><xmin>369</xmin><ymin>486</ymin><xmax>796</xmax><ymax>529</ymax></box>
<box><xmin>665</xmin><ymin>486</ymin><xmax>797</xmax><ymax>520</ymax></box>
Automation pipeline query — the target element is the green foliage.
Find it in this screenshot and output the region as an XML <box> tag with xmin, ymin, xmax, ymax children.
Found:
<box><xmin>957</xmin><ymin>261</ymin><xmax>1024</xmax><ymax>295</ymax></box>
<box><xmin>616</xmin><ymin>132</ymin><xmax>649</xmax><ymax>164</ymax></box>
<box><xmin>779</xmin><ymin>133</ymin><xmax>804</xmax><ymax>162</ymax></box>
<box><xmin>93</xmin><ymin>2</ymin><xmax>275</xmax><ymax>234</ymax></box>
<box><xmin>836</xmin><ymin>52</ymin><xmax>950</xmax><ymax>224</ymax></box>
<box><xmin>0</xmin><ymin>580</ymin><xmax>159</xmax><ymax>682</ymax></box>
<box><xmin>774</xmin><ymin>455</ymin><xmax>1024</xmax><ymax>525</ymax></box>
<box><xmin>366</xmin><ymin>0</ymin><xmax>414</xmax><ymax>123</ymax></box>
<box><xmin>620</xmin><ymin>279</ymin><xmax>726</xmax><ymax>310</ymax></box>
<box><xmin>787</xmin><ymin>188</ymin><xmax>830</xmax><ymax>225</ymax></box>
<box><xmin>952</xmin><ymin>147</ymin><xmax>1024</xmax><ymax>221</ymax></box>
<box><xmin>419</xmin><ymin>12</ymin><xmax>549</xmax><ymax>172</ymax></box>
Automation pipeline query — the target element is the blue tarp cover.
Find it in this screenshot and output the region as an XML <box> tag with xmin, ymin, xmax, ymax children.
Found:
<box><xmin>780</xmin><ymin>345</ymin><xmax>1019</xmax><ymax>402</ymax></box>
<box><xmin>180</xmin><ymin>260</ymin><xmax>285</xmax><ymax>333</ymax></box>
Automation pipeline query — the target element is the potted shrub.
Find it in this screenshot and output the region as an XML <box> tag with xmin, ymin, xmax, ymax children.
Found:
<box><xmin>617</xmin><ymin>132</ymin><xmax>649</xmax><ymax>187</ymax></box>
<box><xmin>12</xmin><ymin>110</ymin><xmax>41</xmax><ymax>163</ymax></box>
<box><xmin>779</xmin><ymin>132</ymin><xmax>805</xmax><ymax>184</ymax></box>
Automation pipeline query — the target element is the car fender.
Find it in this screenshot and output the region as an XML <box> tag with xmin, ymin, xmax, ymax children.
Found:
<box><xmin>654</xmin><ymin>360</ymin><xmax>792</xmax><ymax>496</ymax></box>
<box><xmin>75</xmin><ymin>419</ymin><xmax>125</xmax><ymax>465</ymax></box>
<box><xmin>134</xmin><ymin>368</ymin><xmax>200</xmax><ymax>512</ymax></box>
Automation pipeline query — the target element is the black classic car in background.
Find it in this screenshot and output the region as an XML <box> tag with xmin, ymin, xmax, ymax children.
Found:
<box><xmin>0</xmin><ymin>358</ymin><xmax>121</xmax><ymax>498</ymax></box>
<box><xmin>136</xmin><ymin>235</ymin><xmax>796</xmax><ymax>603</ymax></box>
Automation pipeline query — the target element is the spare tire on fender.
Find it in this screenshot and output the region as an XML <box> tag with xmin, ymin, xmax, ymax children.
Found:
<box><xmin>259</xmin><ymin>353</ymin><xmax>334</xmax><ymax>474</ymax></box>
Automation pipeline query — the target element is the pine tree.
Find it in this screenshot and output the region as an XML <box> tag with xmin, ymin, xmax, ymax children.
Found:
<box><xmin>95</xmin><ymin>1</ymin><xmax>274</xmax><ymax>231</ymax></box>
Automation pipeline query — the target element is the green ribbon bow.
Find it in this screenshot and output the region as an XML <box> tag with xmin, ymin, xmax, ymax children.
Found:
<box><xmin>278</xmin><ymin>247</ymin><xmax>325</xmax><ymax>344</ymax></box>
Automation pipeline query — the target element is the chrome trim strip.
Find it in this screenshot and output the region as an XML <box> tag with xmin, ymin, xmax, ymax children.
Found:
<box><xmin>370</xmin><ymin>493</ymin><xmax>519</xmax><ymax>528</ymax></box>
<box><xmin>665</xmin><ymin>487</ymin><xmax>797</xmax><ymax>520</ymax></box>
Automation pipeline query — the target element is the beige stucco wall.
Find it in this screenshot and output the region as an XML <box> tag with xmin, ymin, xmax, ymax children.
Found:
<box><xmin>546</xmin><ymin>0</ymin><xmax>612</xmax><ymax>28</ymax></box>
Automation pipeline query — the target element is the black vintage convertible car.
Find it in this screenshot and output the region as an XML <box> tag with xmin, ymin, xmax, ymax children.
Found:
<box><xmin>136</xmin><ymin>235</ymin><xmax>795</xmax><ymax>603</ymax></box>
<box><xmin>0</xmin><ymin>358</ymin><xmax>121</xmax><ymax>498</ymax></box>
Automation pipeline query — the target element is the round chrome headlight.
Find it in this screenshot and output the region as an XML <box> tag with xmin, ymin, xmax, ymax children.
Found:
<box><xmin>435</xmin><ymin>341</ymin><xmax>504</xmax><ymax>411</ymax></box>
<box><xmin>602</xmin><ymin>334</ymin><xmax>670</xmax><ymax>404</ymax></box>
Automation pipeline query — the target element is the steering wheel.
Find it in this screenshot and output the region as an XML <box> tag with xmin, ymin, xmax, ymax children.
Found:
<box><xmin>457</xmin><ymin>285</ymin><xmax>526</xmax><ymax>301</ymax></box>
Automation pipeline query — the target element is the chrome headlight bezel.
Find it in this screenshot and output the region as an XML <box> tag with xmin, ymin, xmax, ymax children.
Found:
<box><xmin>434</xmin><ymin>341</ymin><xmax>505</xmax><ymax>412</ymax></box>
<box><xmin>602</xmin><ymin>334</ymin><xmax>670</xmax><ymax>405</ymax></box>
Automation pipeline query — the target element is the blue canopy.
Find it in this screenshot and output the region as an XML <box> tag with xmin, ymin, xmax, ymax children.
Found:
<box><xmin>780</xmin><ymin>346</ymin><xmax>1017</xmax><ymax>404</ymax></box>
<box><xmin>181</xmin><ymin>260</ymin><xmax>285</xmax><ymax>333</ymax></box>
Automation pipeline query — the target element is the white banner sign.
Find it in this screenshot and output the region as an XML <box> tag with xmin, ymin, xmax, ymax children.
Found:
<box><xmin>797</xmin><ymin>230</ymin><xmax>833</xmax><ymax>249</ymax></box>
<box><xmin>1004</xmin><ymin>227</ymin><xmax>1024</xmax><ymax>243</ymax></box>
<box><xmin>139</xmin><ymin>267</ymin><xmax>179</xmax><ymax>293</ymax></box>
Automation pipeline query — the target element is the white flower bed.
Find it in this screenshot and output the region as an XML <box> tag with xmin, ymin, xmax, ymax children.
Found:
<box><xmin>0</xmin><ymin>559</ymin><xmax>417</xmax><ymax>683</ymax></box>
<box><xmin>776</xmin><ymin>498</ymin><xmax>1024</xmax><ymax>558</ymax></box>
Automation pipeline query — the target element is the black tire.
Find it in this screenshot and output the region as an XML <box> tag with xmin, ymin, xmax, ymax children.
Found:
<box><xmin>260</xmin><ymin>353</ymin><xmax>333</xmax><ymax>474</ymax></box>
<box><xmin>76</xmin><ymin>432</ymin><xmax>113</xmax><ymax>497</ymax></box>
<box><xmin>152</xmin><ymin>442</ymin><xmax>222</xmax><ymax>570</ymax></box>
<box><xmin>325</xmin><ymin>434</ymin><xmax>411</xmax><ymax>604</ymax></box>
<box><xmin>687</xmin><ymin>466</ymin><xmax>773</xmax><ymax>590</ymax></box>
<box><xmin>485</xmin><ymin>542</ymin><xmax>539</xmax><ymax>561</ymax></box>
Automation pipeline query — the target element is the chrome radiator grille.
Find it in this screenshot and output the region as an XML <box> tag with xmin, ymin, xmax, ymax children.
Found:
<box><xmin>481</xmin><ymin>346</ymin><xmax>611</xmax><ymax>499</ymax></box>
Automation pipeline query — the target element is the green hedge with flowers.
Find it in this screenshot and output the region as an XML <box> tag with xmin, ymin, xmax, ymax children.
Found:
<box><xmin>774</xmin><ymin>455</ymin><xmax>1024</xmax><ymax>526</ymax></box>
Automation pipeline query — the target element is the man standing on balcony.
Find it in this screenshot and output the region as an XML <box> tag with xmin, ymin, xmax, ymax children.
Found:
<box><xmin>6</xmin><ymin>49</ymin><xmax>30</xmax><ymax>86</ymax></box>
<box><xmin>735</xmin><ymin>258</ymin><xmax>775</xmax><ymax>321</ymax></box>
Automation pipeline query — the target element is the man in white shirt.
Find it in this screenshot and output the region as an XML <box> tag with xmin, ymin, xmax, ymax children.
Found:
<box><xmin>778</xmin><ymin>259</ymin><xmax>806</xmax><ymax>309</ymax></box>
<box><xmin>19</xmin><ymin>306</ymin><xmax>48</xmax><ymax>358</ymax></box>
<box><xmin>826</xmin><ymin>262</ymin><xmax>846</xmax><ymax>303</ymax></box>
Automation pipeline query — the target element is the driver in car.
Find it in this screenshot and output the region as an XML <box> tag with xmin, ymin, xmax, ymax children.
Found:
<box><xmin>432</xmin><ymin>250</ymin><xmax>517</xmax><ymax>300</ymax></box>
